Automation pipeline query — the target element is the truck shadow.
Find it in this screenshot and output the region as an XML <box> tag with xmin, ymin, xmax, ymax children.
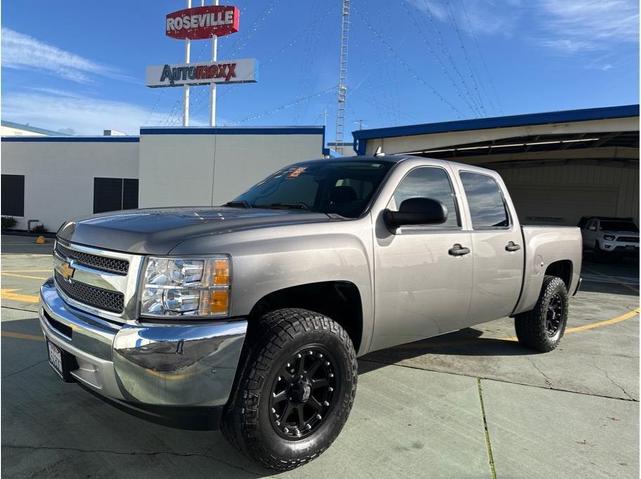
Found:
<box><xmin>359</xmin><ymin>326</ymin><xmax>533</xmax><ymax>375</ymax></box>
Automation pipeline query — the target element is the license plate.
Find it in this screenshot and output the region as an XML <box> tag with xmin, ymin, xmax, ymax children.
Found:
<box><xmin>47</xmin><ymin>340</ymin><xmax>64</xmax><ymax>377</ymax></box>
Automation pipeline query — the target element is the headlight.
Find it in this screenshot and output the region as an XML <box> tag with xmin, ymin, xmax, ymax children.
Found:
<box><xmin>603</xmin><ymin>234</ymin><xmax>615</xmax><ymax>241</ymax></box>
<box><xmin>141</xmin><ymin>256</ymin><xmax>230</xmax><ymax>318</ymax></box>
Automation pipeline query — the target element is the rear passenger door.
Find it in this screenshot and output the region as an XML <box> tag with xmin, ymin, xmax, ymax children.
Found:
<box><xmin>457</xmin><ymin>170</ymin><xmax>524</xmax><ymax>323</ymax></box>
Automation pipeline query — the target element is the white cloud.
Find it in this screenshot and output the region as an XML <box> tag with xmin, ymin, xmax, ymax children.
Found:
<box><xmin>2</xmin><ymin>90</ymin><xmax>158</xmax><ymax>135</ymax></box>
<box><xmin>540</xmin><ymin>0</ymin><xmax>639</xmax><ymax>52</ymax></box>
<box><xmin>406</xmin><ymin>0</ymin><xmax>638</xmax><ymax>53</ymax></box>
<box><xmin>407</xmin><ymin>0</ymin><xmax>523</xmax><ymax>36</ymax></box>
<box><xmin>541</xmin><ymin>39</ymin><xmax>598</xmax><ymax>53</ymax></box>
<box><xmin>407</xmin><ymin>0</ymin><xmax>449</xmax><ymax>21</ymax></box>
<box><xmin>1</xmin><ymin>28</ymin><xmax>135</xmax><ymax>84</ymax></box>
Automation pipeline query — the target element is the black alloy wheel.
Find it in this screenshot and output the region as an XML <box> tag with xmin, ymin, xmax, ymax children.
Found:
<box><xmin>269</xmin><ymin>346</ymin><xmax>337</xmax><ymax>439</ymax></box>
<box><xmin>514</xmin><ymin>275</ymin><xmax>569</xmax><ymax>352</ymax></box>
<box><xmin>221</xmin><ymin>308</ymin><xmax>358</xmax><ymax>471</ymax></box>
<box><xmin>545</xmin><ymin>293</ymin><xmax>564</xmax><ymax>337</ymax></box>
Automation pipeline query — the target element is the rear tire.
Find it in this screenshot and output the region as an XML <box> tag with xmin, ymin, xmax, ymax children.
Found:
<box><xmin>221</xmin><ymin>308</ymin><xmax>358</xmax><ymax>471</ymax></box>
<box><xmin>514</xmin><ymin>275</ymin><xmax>568</xmax><ymax>352</ymax></box>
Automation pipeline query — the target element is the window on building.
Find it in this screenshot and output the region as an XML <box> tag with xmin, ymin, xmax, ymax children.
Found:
<box><xmin>93</xmin><ymin>178</ymin><xmax>139</xmax><ymax>214</ymax></box>
<box><xmin>459</xmin><ymin>172</ymin><xmax>510</xmax><ymax>229</ymax></box>
<box><xmin>389</xmin><ymin>167</ymin><xmax>461</xmax><ymax>229</ymax></box>
<box><xmin>2</xmin><ymin>174</ymin><xmax>25</xmax><ymax>216</ymax></box>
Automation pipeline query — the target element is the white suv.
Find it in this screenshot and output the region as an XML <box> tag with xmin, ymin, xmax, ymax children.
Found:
<box><xmin>580</xmin><ymin>217</ymin><xmax>639</xmax><ymax>257</ymax></box>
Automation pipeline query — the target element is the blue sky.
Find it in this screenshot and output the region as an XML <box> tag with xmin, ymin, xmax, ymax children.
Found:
<box><xmin>2</xmin><ymin>0</ymin><xmax>639</xmax><ymax>139</ymax></box>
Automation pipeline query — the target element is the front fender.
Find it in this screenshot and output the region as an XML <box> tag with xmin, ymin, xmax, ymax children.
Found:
<box><xmin>169</xmin><ymin>218</ymin><xmax>375</xmax><ymax>353</ymax></box>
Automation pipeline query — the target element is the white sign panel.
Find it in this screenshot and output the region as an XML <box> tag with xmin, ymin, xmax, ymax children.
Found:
<box><xmin>146</xmin><ymin>58</ymin><xmax>257</xmax><ymax>88</ymax></box>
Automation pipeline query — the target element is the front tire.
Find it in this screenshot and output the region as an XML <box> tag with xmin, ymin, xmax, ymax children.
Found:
<box><xmin>514</xmin><ymin>275</ymin><xmax>569</xmax><ymax>352</ymax></box>
<box><xmin>221</xmin><ymin>308</ymin><xmax>358</xmax><ymax>471</ymax></box>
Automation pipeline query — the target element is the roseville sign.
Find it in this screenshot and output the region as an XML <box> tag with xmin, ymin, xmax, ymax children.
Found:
<box><xmin>146</xmin><ymin>59</ymin><xmax>257</xmax><ymax>88</ymax></box>
<box><xmin>155</xmin><ymin>2</ymin><xmax>250</xmax><ymax>126</ymax></box>
<box><xmin>166</xmin><ymin>5</ymin><xmax>239</xmax><ymax>40</ymax></box>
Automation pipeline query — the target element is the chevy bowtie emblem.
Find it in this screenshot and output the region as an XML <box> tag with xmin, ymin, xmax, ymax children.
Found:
<box><xmin>59</xmin><ymin>262</ymin><xmax>75</xmax><ymax>281</ymax></box>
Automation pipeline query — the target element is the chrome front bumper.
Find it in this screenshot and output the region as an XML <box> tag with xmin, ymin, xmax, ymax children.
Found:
<box><xmin>39</xmin><ymin>278</ymin><xmax>247</xmax><ymax>407</ymax></box>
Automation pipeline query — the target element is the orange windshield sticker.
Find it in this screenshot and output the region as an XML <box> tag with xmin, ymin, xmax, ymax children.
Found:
<box><xmin>287</xmin><ymin>167</ymin><xmax>307</xmax><ymax>179</ymax></box>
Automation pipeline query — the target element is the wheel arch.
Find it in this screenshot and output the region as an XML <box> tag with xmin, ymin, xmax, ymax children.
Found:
<box><xmin>544</xmin><ymin>260</ymin><xmax>573</xmax><ymax>290</ymax></box>
<box><xmin>248</xmin><ymin>281</ymin><xmax>364</xmax><ymax>353</ymax></box>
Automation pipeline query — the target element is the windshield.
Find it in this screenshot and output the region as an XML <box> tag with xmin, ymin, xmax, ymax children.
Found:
<box><xmin>600</xmin><ymin>221</ymin><xmax>639</xmax><ymax>232</ymax></box>
<box><xmin>232</xmin><ymin>161</ymin><xmax>393</xmax><ymax>218</ymax></box>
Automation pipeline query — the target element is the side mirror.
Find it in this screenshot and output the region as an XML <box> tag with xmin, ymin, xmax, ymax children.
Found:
<box><xmin>383</xmin><ymin>197</ymin><xmax>448</xmax><ymax>232</ymax></box>
<box><xmin>588</xmin><ymin>225</ymin><xmax>597</xmax><ymax>231</ymax></box>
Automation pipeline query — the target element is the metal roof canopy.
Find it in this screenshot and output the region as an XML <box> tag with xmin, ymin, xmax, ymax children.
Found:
<box><xmin>352</xmin><ymin>105</ymin><xmax>640</xmax><ymax>160</ymax></box>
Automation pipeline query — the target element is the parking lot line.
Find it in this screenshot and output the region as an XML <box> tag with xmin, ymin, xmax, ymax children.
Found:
<box><xmin>563</xmin><ymin>307</ymin><xmax>639</xmax><ymax>334</ymax></box>
<box><xmin>2</xmin><ymin>269</ymin><xmax>51</xmax><ymax>273</ymax></box>
<box><xmin>1</xmin><ymin>331</ymin><xmax>43</xmax><ymax>342</ymax></box>
<box><xmin>0</xmin><ymin>289</ymin><xmax>40</xmax><ymax>304</ymax></box>
<box><xmin>1</xmin><ymin>243</ymin><xmax>50</xmax><ymax>246</ymax></box>
<box><xmin>502</xmin><ymin>307</ymin><xmax>640</xmax><ymax>341</ymax></box>
<box><xmin>1</xmin><ymin>272</ymin><xmax>49</xmax><ymax>281</ymax></box>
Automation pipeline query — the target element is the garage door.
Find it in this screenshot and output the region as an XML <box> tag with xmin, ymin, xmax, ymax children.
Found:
<box><xmin>508</xmin><ymin>186</ymin><xmax>619</xmax><ymax>226</ymax></box>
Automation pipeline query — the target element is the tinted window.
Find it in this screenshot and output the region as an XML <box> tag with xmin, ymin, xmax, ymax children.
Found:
<box><xmin>460</xmin><ymin>172</ymin><xmax>509</xmax><ymax>229</ymax></box>
<box><xmin>390</xmin><ymin>167</ymin><xmax>460</xmax><ymax>229</ymax></box>
<box><xmin>123</xmin><ymin>179</ymin><xmax>139</xmax><ymax>210</ymax></box>
<box><xmin>234</xmin><ymin>161</ymin><xmax>393</xmax><ymax>218</ymax></box>
<box><xmin>600</xmin><ymin>221</ymin><xmax>638</xmax><ymax>232</ymax></box>
<box><xmin>94</xmin><ymin>178</ymin><xmax>139</xmax><ymax>214</ymax></box>
<box><xmin>2</xmin><ymin>174</ymin><xmax>25</xmax><ymax>216</ymax></box>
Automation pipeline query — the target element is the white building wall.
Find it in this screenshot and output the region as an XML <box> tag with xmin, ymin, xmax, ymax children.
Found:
<box><xmin>1</xmin><ymin>128</ymin><xmax>325</xmax><ymax>232</ymax></box>
<box><xmin>494</xmin><ymin>160</ymin><xmax>639</xmax><ymax>225</ymax></box>
<box><xmin>1</xmin><ymin>139</ymin><xmax>139</xmax><ymax>231</ymax></box>
<box><xmin>138</xmin><ymin>128</ymin><xmax>325</xmax><ymax>207</ymax></box>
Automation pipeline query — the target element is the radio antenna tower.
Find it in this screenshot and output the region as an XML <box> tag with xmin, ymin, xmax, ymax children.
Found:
<box><xmin>335</xmin><ymin>0</ymin><xmax>350</xmax><ymax>155</ymax></box>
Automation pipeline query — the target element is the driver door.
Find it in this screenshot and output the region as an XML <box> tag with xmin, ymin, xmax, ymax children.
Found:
<box><xmin>372</xmin><ymin>166</ymin><xmax>473</xmax><ymax>351</ymax></box>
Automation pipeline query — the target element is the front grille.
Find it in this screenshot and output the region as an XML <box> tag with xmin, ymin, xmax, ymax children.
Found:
<box><xmin>616</xmin><ymin>236</ymin><xmax>639</xmax><ymax>242</ymax></box>
<box><xmin>55</xmin><ymin>271</ymin><xmax>124</xmax><ymax>313</ymax></box>
<box><xmin>55</xmin><ymin>242</ymin><xmax>129</xmax><ymax>275</ymax></box>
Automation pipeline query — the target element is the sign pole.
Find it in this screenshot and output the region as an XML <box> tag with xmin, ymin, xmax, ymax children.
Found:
<box><xmin>183</xmin><ymin>0</ymin><xmax>192</xmax><ymax>127</ymax></box>
<box><xmin>209</xmin><ymin>0</ymin><xmax>219</xmax><ymax>126</ymax></box>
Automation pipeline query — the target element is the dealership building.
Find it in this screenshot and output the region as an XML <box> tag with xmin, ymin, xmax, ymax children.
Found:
<box><xmin>1</xmin><ymin>126</ymin><xmax>326</xmax><ymax>231</ymax></box>
<box><xmin>1</xmin><ymin>104</ymin><xmax>638</xmax><ymax>232</ymax></box>
<box><xmin>354</xmin><ymin>104</ymin><xmax>639</xmax><ymax>226</ymax></box>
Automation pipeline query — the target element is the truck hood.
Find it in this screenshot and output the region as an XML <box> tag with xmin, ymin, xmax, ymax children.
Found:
<box><xmin>57</xmin><ymin>207</ymin><xmax>333</xmax><ymax>255</ymax></box>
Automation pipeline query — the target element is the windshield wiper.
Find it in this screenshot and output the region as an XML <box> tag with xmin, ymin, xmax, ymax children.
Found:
<box><xmin>223</xmin><ymin>200</ymin><xmax>252</xmax><ymax>208</ymax></box>
<box><xmin>261</xmin><ymin>202</ymin><xmax>310</xmax><ymax>210</ymax></box>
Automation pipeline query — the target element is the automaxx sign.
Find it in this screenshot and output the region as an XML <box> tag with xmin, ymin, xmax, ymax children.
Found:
<box><xmin>146</xmin><ymin>59</ymin><xmax>257</xmax><ymax>87</ymax></box>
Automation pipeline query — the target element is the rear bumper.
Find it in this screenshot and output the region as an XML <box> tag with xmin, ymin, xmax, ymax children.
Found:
<box><xmin>39</xmin><ymin>278</ymin><xmax>247</xmax><ymax>407</ymax></box>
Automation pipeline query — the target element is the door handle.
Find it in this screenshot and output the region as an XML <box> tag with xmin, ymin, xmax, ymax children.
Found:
<box><xmin>449</xmin><ymin>244</ymin><xmax>470</xmax><ymax>256</ymax></box>
<box><xmin>505</xmin><ymin>241</ymin><xmax>521</xmax><ymax>252</ymax></box>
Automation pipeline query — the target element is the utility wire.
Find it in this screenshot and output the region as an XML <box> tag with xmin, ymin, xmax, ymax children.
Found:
<box><xmin>444</xmin><ymin>0</ymin><xmax>487</xmax><ymax>116</ymax></box>
<box><xmin>417</xmin><ymin>0</ymin><xmax>484</xmax><ymax>116</ymax></box>
<box><xmin>401</xmin><ymin>0</ymin><xmax>481</xmax><ymax>117</ymax></box>
<box><xmin>236</xmin><ymin>86</ymin><xmax>336</xmax><ymax>124</ymax></box>
<box><xmin>355</xmin><ymin>4</ymin><xmax>465</xmax><ymax>119</ymax></box>
<box><xmin>458</xmin><ymin>0</ymin><xmax>504</xmax><ymax>115</ymax></box>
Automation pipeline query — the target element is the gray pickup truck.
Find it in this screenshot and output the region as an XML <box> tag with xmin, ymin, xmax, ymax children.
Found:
<box><xmin>40</xmin><ymin>155</ymin><xmax>582</xmax><ymax>470</ymax></box>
